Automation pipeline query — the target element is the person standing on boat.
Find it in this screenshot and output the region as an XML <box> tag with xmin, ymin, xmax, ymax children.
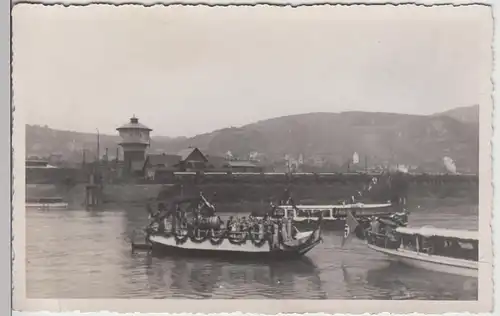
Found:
<box><xmin>146</xmin><ymin>203</ymin><xmax>158</xmax><ymax>232</ymax></box>
<box><xmin>278</xmin><ymin>188</ymin><xmax>296</xmax><ymax>208</ymax></box>
<box><xmin>268</xmin><ymin>200</ymin><xmax>283</xmax><ymax>218</ymax></box>
<box><xmin>279</xmin><ymin>188</ymin><xmax>291</xmax><ymax>205</ymax></box>
<box><xmin>370</xmin><ymin>217</ymin><xmax>380</xmax><ymax>235</ymax></box>
<box><xmin>155</xmin><ymin>203</ymin><xmax>166</xmax><ymax>232</ymax></box>
<box><xmin>147</xmin><ymin>203</ymin><xmax>163</xmax><ymax>224</ymax></box>
<box><xmin>146</xmin><ymin>203</ymin><xmax>155</xmax><ymax>220</ymax></box>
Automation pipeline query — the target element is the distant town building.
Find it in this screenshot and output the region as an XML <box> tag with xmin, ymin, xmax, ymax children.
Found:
<box><xmin>143</xmin><ymin>153</ymin><xmax>182</xmax><ymax>180</ymax></box>
<box><xmin>224</xmin><ymin>160</ymin><xmax>264</xmax><ymax>173</ymax></box>
<box><xmin>225</xmin><ymin>151</ymin><xmax>234</xmax><ymax>160</ymax></box>
<box><xmin>206</xmin><ymin>155</ymin><xmax>227</xmax><ymax>170</ymax></box>
<box><xmin>116</xmin><ymin>116</ymin><xmax>152</xmax><ymax>175</ymax></box>
<box><xmin>177</xmin><ymin>148</ymin><xmax>208</xmax><ymax>171</ymax></box>
<box><xmin>142</xmin><ymin>147</ymin><xmax>209</xmax><ymax>179</ymax></box>
<box><xmin>248</xmin><ymin>151</ymin><xmax>267</xmax><ymax>162</ymax></box>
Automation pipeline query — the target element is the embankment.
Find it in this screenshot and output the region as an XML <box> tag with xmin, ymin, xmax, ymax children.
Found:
<box><xmin>26</xmin><ymin>183</ymin><xmax>172</xmax><ymax>208</ymax></box>
<box><xmin>25</xmin><ymin>180</ymin><xmax>478</xmax><ymax>211</ymax></box>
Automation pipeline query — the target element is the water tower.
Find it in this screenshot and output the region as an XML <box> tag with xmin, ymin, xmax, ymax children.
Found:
<box><xmin>116</xmin><ymin>116</ymin><xmax>152</xmax><ymax>174</ymax></box>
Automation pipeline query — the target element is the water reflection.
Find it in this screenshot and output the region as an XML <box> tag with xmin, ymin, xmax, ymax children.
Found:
<box><xmin>342</xmin><ymin>261</ymin><xmax>478</xmax><ymax>300</ymax></box>
<box><xmin>144</xmin><ymin>253</ymin><xmax>323</xmax><ymax>299</ymax></box>
<box><xmin>26</xmin><ymin>199</ymin><xmax>480</xmax><ymax>299</ymax></box>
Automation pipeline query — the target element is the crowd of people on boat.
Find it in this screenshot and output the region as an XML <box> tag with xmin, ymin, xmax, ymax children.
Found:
<box><xmin>145</xmin><ymin>194</ymin><xmax>301</xmax><ymax>242</ymax></box>
<box><xmin>364</xmin><ymin>212</ymin><xmax>409</xmax><ymax>249</ymax></box>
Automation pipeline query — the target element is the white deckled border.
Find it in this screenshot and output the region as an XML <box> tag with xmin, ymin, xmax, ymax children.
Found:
<box><xmin>9</xmin><ymin>0</ymin><xmax>498</xmax><ymax>315</ymax></box>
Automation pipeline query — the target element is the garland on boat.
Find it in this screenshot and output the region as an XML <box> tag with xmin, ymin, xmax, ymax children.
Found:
<box><xmin>208</xmin><ymin>229</ymin><xmax>226</xmax><ymax>246</ymax></box>
<box><xmin>156</xmin><ymin>225</ymin><xmax>272</xmax><ymax>247</ymax></box>
<box><xmin>144</xmin><ymin>191</ymin><xmax>323</xmax><ymax>250</ymax></box>
<box><xmin>146</xmin><ymin>216</ymin><xmax>322</xmax><ymax>249</ymax></box>
<box><xmin>173</xmin><ymin>231</ymin><xmax>189</xmax><ymax>244</ymax></box>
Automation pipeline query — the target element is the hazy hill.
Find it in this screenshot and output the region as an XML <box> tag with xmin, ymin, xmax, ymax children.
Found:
<box><xmin>433</xmin><ymin>104</ymin><xmax>479</xmax><ymax>124</ymax></box>
<box><xmin>25</xmin><ymin>125</ymin><xmax>185</xmax><ymax>164</ymax></box>
<box><xmin>166</xmin><ymin>110</ymin><xmax>479</xmax><ymax>172</ymax></box>
<box><xmin>25</xmin><ymin>105</ymin><xmax>479</xmax><ymax>173</ymax></box>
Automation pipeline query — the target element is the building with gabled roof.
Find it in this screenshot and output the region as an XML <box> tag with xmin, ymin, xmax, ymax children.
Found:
<box><xmin>175</xmin><ymin>147</ymin><xmax>208</xmax><ymax>171</ymax></box>
<box><xmin>142</xmin><ymin>148</ymin><xmax>209</xmax><ymax>179</ymax></box>
<box><xmin>143</xmin><ymin>153</ymin><xmax>181</xmax><ymax>180</ymax></box>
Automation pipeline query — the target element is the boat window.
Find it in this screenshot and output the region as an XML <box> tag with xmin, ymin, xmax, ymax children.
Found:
<box><xmin>274</xmin><ymin>208</ymin><xmax>285</xmax><ymax>217</ymax></box>
<box><xmin>458</xmin><ymin>241</ymin><xmax>474</xmax><ymax>250</ymax></box>
<box><xmin>322</xmin><ymin>210</ymin><xmax>331</xmax><ymax>218</ymax></box>
<box><xmin>401</xmin><ymin>234</ymin><xmax>417</xmax><ymax>251</ymax></box>
<box><xmin>432</xmin><ymin>237</ymin><xmax>478</xmax><ymax>261</ymax></box>
<box><xmin>297</xmin><ymin>209</ymin><xmax>310</xmax><ymax>217</ymax></box>
<box><xmin>419</xmin><ymin>236</ymin><xmax>436</xmax><ymax>254</ymax></box>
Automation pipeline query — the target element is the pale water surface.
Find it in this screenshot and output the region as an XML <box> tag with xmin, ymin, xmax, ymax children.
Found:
<box><xmin>26</xmin><ymin>199</ymin><xmax>478</xmax><ymax>299</ymax></box>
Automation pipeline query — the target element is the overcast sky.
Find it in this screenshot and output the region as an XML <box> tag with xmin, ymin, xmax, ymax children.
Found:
<box><xmin>13</xmin><ymin>4</ymin><xmax>492</xmax><ymax>137</ymax></box>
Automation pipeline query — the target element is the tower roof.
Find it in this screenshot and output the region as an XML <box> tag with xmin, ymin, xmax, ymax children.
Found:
<box><xmin>116</xmin><ymin>116</ymin><xmax>152</xmax><ymax>131</ymax></box>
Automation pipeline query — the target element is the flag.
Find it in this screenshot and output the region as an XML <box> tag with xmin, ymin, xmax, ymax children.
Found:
<box><xmin>146</xmin><ymin>203</ymin><xmax>154</xmax><ymax>219</ymax></box>
<box><xmin>341</xmin><ymin>210</ymin><xmax>360</xmax><ymax>248</ymax></box>
<box><xmin>200</xmin><ymin>192</ymin><xmax>215</xmax><ymax>211</ymax></box>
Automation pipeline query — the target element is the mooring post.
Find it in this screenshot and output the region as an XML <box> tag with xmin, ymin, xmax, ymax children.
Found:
<box><xmin>85</xmin><ymin>171</ymin><xmax>103</xmax><ymax>209</ymax></box>
<box><xmin>85</xmin><ymin>186</ymin><xmax>89</xmax><ymax>208</ymax></box>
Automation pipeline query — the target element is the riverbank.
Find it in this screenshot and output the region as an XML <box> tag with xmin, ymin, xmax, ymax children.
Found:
<box><xmin>26</xmin><ymin>180</ymin><xmax>478</xmax><ymax>211</ymax></box>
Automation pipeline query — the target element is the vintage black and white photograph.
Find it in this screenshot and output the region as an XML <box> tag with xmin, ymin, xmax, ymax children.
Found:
<box><xmin>12</xmin><ymin>3</ymin><xmax>493</xmax><ymax>313</ymax></box>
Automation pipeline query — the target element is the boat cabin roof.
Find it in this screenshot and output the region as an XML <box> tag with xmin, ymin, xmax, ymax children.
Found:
<box><xmin>396</xmin><ymin>226</ymin><xmax>478</xmax><ymax>241</ymax></box>
<box><xmin>278</xmin><ymin>202</ymin><xmax>392</xmax><ymax>210</ymax></box>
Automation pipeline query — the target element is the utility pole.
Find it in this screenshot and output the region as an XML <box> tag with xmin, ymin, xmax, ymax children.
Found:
<box><xmin>96</xmin><ymin>128</ymin><xmax>100</xmax><ymax>163</ymax></box>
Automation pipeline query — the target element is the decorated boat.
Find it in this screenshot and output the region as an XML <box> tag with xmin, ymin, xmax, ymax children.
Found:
<box><xmin>276</xmin><ymin>202</ymin><xmax>399</xmax><ymax>230</ymax></box>
<box><xmin>143</xmin><ymin>193</ymin><xmax>323</xmax><ymax>260</ymax></box>
<box><xmin>26</xmin><ymin>197</ymin><xmax>69</xmax><ymax>209</ymax></box>
<box><xmin>272</xmin><ymin>187</ymin><xmax>406</xmax><ymax>230</ymax></box>
<box><xmin>343</xmin><ymin>210</ymin><xmax>478</xmax><ymax>277</ymax></box>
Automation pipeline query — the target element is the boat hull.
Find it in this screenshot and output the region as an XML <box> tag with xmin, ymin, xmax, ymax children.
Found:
<box><xmin>147</xmin><ymin>229</ymin><xmax>322</xmax><ymax>261</ymax></box>
<box><xmin>367</xmin><ymin>244</ymin><xmax>478</xmax><ymax>278</ymax></box>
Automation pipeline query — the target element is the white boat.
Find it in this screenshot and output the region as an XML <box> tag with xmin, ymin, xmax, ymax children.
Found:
<box><xmin>278</xmin><ymin>202</ymin><xmax>395</xmax><ymax>221</ymax></box>
<box><xmin>26</xmin><ymin>197</ymin><xmax>69</xmax><ymax>209</ymax></box>
<box><xmin>144</xmin><ymin>193</ymin><xmax>323</xmax><ymax>260</ymax></box>
<box><xmin>366</xmin><ymin>226</ymin><xmax>478</xmax><ymax>277</ymax></box>
<box><xmin>276</xmin><ymin>202</ymin><xmax>400</xmax><ymax>230</ymax></box>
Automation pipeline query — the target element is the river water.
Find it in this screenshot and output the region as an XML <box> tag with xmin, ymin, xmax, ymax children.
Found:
<box><xmin>26</xmin><ymin>198</ymin><xmax>478</xmax><ymax>300</ymax></box>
